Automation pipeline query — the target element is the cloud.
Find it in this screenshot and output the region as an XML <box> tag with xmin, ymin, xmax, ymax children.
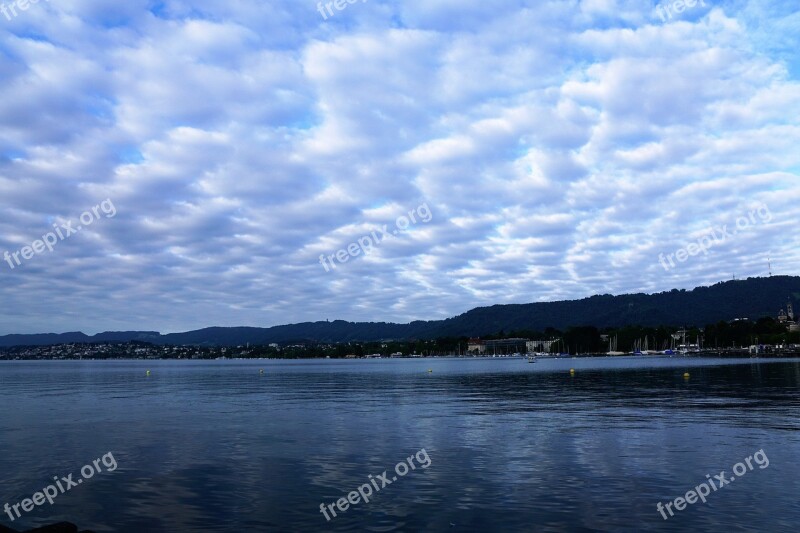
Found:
<box><xmin>0</xmin><ymin>0</ymin><xmax>798</xmax><ymax>334</ymax></box>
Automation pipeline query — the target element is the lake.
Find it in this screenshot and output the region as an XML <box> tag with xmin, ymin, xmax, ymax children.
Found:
<box><xmin>1</xmin><ymin>356</ymin><xmax>799</xmax><ymax>532</ymax></box>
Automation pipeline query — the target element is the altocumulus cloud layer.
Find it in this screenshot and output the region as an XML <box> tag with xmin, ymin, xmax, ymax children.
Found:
<box><xmin>0</xmin><ymin>0</ymin><xmax>799</xmax><ymax>334</ymax></box>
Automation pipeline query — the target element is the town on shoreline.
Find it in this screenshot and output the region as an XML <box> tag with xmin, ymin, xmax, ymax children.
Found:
<box><xmin>3</xmin><ymin>297</ymin><xmax>799</xmax><ymax>361</ymax></box>
<box><xmin>2</xmin><ymin>311</ymin><xmax>799</xmax><ymax>361</ymax></box>
<box><xmin>2</xmin><ymin>344</ymin><xmax>800</xmax><ymax>361</ymax></box>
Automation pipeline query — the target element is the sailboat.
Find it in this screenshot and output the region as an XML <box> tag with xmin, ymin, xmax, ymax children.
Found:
<box><xmin>675</xmin><ymin>329</ymin><xmax>700</xmax><ymax>355</ymax></box>
<box><xmin>608</xmin><ymin>335</ymin><xmax>625</xmax><ymax>356</ymax></box>
<box><xmin>640</xmin><ymin>336</ymin><xmax>653</xmax><ymax>355</ymax></box>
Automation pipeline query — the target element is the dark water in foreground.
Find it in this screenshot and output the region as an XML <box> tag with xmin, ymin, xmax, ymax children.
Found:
<box><xmin>1</xmin><ymin>357</ymin><xmax>799</xmax><ymax>532</ymax></box>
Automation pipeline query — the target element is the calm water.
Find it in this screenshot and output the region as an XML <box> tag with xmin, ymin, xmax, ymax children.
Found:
<box><xmin>1</xmin><ymin>356</ymin><xmax>799</xmax><ymax>532</ymax></box>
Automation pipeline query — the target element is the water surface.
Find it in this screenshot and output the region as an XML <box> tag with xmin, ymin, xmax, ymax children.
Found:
<box><xmin>1</xmin><ymin>356</ymin><xmax>799</xmax><ymax>532</ymax></box>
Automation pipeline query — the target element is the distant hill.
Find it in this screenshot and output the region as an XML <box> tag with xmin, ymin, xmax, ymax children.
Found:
<box><xmin>2</xmin><ymin>276</ymin><xmax>798</xmax><ymax>347</ymax></box>
<box><xmin>0</xmin><ymin>331</ymin><xmax>161</xmax><ymax>347</ymax></box>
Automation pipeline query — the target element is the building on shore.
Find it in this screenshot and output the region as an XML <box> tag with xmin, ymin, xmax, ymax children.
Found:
<box><xmin>467</xmin><ymin>338</ymin><xmax>530</xmax><ymax>355</ymax></box>
<box><xmin>526</xmin><ymin>339</ymin><xmax>559</xmax><ymax>353</ymax></box>
<box><xmin>467</xmin><ymin>338</ymin><xmax>486</xmax><ymax>354</ymax></box>
<box><xmin>778</xmin><ymin>298</ymin><xmax>799</xmax><ymax>332</ymax></box>
<box><xmin>484</xmin><ymin>338</ymin><xmax>529</xmax><ymax>354</ymax></box>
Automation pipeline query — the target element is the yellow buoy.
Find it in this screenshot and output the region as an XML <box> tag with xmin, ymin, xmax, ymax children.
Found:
<box><xmin>683</xmin><ymin>372</ymin><xmax>690</xmax><ymax>379</ymax></box>
<box><xmin>570</xmin><ymin>368</ymin><xmax>575</xmax><ymax>374</ymax></box>
<box><xmin>146</xmin><ymin>370</ymin><xmax>151</xmax><ymax>376</ymax></box>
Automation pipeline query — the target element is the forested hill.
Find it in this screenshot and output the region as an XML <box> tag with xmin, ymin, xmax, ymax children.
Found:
<box><xmin>434</xmin><ymin>275</ymin><xmax>800</xmax><ymax>337</ymax></box>
<box><xmin>2</xmin><ymin>276</ymin><xmax>798</xmax><ymax>347</ymax></box>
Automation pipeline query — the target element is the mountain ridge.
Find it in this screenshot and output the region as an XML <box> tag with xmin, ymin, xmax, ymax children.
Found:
<box><xmin>2</xmin><ymin>276</ymin><xmax>798</xmax><ymax>347</ymax></box>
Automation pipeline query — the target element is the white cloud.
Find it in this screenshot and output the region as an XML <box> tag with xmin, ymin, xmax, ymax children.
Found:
<box><xmin>0</xmin><ymin>0</ymin><xmax>798</xmax><ymax>334</ymax></box>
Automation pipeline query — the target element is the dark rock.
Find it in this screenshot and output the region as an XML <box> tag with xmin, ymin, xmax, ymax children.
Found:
<box><xmin>24</xmin><ymin>523</ymin><xmax>83</xmax><ymax>533</ymax></box>
<box><xmin>1</xmin><ymin>521</ymin><xmax>96</xmax><ymax>533</ymax></box>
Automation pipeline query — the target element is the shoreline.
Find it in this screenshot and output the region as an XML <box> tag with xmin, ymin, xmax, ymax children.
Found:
<box><xmin>2</xmin><ymin>352</ymin><xmax>800</xmax><ymax>362</ymax></box>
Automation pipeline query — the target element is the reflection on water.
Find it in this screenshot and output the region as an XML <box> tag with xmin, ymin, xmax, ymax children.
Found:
<box><xmin>1</xmin><ymin>357</ymin><xmax>799</xmax><ymax>532</ymax></box>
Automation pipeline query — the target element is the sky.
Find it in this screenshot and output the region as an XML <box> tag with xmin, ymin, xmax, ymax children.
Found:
<box><xmin>0</xmin><ymin>0</ymin><xmax>799</xmax><ymax>335</ymax></box>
